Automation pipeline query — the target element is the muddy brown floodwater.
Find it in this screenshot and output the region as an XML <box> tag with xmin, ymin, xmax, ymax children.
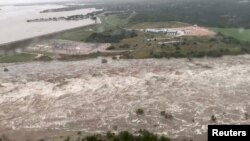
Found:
<box><xmin>0</xmin><ymin>55</ymin><xmax>250</xmax><ymax>141</ymax></box>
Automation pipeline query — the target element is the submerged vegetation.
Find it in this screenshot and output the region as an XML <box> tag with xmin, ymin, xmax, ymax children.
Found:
<box><xmin>0</xmin><ymin>53</ymin><xmax>36</xmax><ymax>63</ymax></box>
<box><xmin>136</xmin><ymin>109</ymin><xmax>144</xmax><ymax>115</ymax></box>
<box><xmin>57</xmin><ymin>130</ymin><xmax>171</xmax><ymax>141</ymax></box>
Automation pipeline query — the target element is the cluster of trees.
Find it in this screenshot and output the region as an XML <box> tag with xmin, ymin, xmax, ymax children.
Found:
<box><xmin>84</xmin><ymin>0</ymin><xmax>250</xmax><ymax>28</ymax></box>
<box><xmin>86</xmin><ymin>30</ymin><xmax>137</xmax><ymax>43</ymax></box>
<box><xmin>136</xmin><ymin>0</ymin><xmax>250</xmax><ymax>28</ymax></box>
<box><xmin>150</xmin><ymin>48</ymin><xmax>248</xmax><ymax>59</ymax></box>
<box><xmin>216</xmin><ymin>32</ymin><xmax>250</xmax><ymax>46</ymax></box>
<box><xmin>80</xmin><ymin>130</ymin><xmax>170</xmax><ymax>141</ymax></box>
<box><xmin>51</xmin><ymin>130</ymin><xmax>171</xmax><ymax>141</ymax></box>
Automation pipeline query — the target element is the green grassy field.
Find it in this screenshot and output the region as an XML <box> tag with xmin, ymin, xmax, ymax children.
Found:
<box><xmin>56</xmin><ymin>13</ymin><xmax>133</xmax><ymax>42</ymax></box>
<box><xmin>103</xmin><ymin>14</ymin><xmax>129</xmax><ymax>27</ymax></box>
<box><xmin>58</xmin><ymin>29</ymin><xmax>94</xmax><ymax>42</ymax></box>
<box><xmin>77</xmin><ymin>19</ymin><xmax>250</xmax><ymax>59</ymax></box>
<box><xmin>111</xmin><ymin>30</ymin><xmax>248</xmax><ymax>59</ymax></box>
<box><xmin>55</xmin><ymin>24</ymin><xmax>97</xmax><ymax>42</ymax></box>
<box><xmin>213</xmin><ymin>28</ymin><xmax>250</xmax><ymax>42</ymax></box>
<box><xmin>98</xmin><ymin>12</ymin><xmax>133</xmax><ymax>31</ymax></box>
<box><xmin>129</xmin><ymin>21</ymin><xmax>190</xmax><ymax>29</ymax></box>
<box><xmin>0</xmin><ymin>53</ymin><xmax>36</xmax><ymax>63</ymax></box>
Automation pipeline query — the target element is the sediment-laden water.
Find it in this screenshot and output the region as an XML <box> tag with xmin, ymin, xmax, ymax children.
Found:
<box><xmin>0</xmin><ymin>4</ymin><xmax>98</xmax><ymax>45</ymax></box>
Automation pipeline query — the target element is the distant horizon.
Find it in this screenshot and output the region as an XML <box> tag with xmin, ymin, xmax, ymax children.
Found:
<box><xmin>0</xmin><ymin>0</ymin><xmax>75</xmax><ymax>5</ymax></box>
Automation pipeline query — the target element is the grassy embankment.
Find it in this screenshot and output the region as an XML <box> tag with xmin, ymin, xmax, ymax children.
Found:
<box><xmin>57</xmin><ymin>12</ymin><xmax>133</xmax><ymax>42</ymax></box>
<box><xmin>0</xmin><ymin>53</ymin><xmax>36</xmax><ymax>63</ymax></box>
<box><xmin>212</xmin><ymin>28</ymin><xmax>250</xmax><ymax>42</ymax></box>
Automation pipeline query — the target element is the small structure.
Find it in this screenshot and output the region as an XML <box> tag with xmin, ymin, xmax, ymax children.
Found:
<box><xmin>185</xmin><ymin>30</ymin><xmax>192</xmax><ymax>35</ymax></box>
<box><xmin>165</xmin><ymin>29</ymin><xmax>177</xmax><ymax>36</ymax></box>
<box><xmin>145</xmin><ymin>28</ymin><xmax>185</xmax><ymax>37</ymax></box>
<box><xmin>144</xmin><ymin>24</ymin><xmax>214</xmax><ymax>37</ymax></box>
<box><xmin>145</xmin><ymin>28</ymin><xmax>164</xmax><ymax>33</ymax></box>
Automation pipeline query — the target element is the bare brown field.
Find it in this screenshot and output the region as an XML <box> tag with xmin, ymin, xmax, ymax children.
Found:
<box><xmin>0</xmin><ymin>55</ymin><xmax>250</xmax><ymax>141</ymax></box>
<box><xmin>173</xmin><ymin>26</ymin><xmax>216</xmax><ymax>36</ymax></box>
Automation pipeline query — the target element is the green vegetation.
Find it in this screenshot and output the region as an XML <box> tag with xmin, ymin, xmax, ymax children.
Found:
<box><xmin>41</xmin><ymin>2</ymin><xmax>250</xmax><ymax>60</ymax></box>
<box><xmin>64</xmin><ymin>136</ymin><xmax>70</xmax><ymax>141</ymax></box>
<box><xmin>74</xmin><ymin>1</ymin><xmax>250</xmax><ymax>59</ymax></box>
<box><xmin>110</xmin><ymin>31</ymin><xmax>250</xmax><ymax>59</ymax></box>
<box><xmin>56</xmin><ymin>12</ymin><xmax>133</xmax><ymax>43</ymax></box>
<box><xmin>99</xmin><ymin>11</ymin><xmax>135</xmax><ymax>31</ymax></box>
<box><xmin>102</xmin><ymin>58</ymin><xmax>108</xmax><ymax>64</ymax></box>
<box><xmin>160</xmin><ymin>111</ymin><xmax>174</xmax><ymax>120</ymax></box>
<box><xmin>160</xmin><ymin>111</ymin><xmax>166</xmax><ymax>116</ymax></box>
<box><xmin>60</xmin><ymin>10</ymin><xmax>249</xmax><ymax>59</ymax></box>
<box><xmin>57</xmin><ymin>51</ymin><xmax>124</xmax><ymax>61</ymax></box>
<box><xmin>136</xmin><ymin>108</ymin><xmax>144</xmax><ymax>115</ymax></box>
<box><xmin>213</xmin><ymin>28</ymin><xmax>250</xmax><ymax>42</ymax></box>
<box><xmin>35</xmin><ymin>55</ymin><xmax>53</xmax><ymax>62</ymax></box>
<box><xmin>59</xmin><ymin>29</ymin><xmax>94</xmax><ymax>42</ymax></box>
<box><xmin>58</xmin><ymin>130</ymin><xmax>171</xmax><ymax>141</ymax></box>
<box><xmin>0</xmin><ymin>53</ymin><xmax>36</xmax><ymax>63</ymax></box>
<box><xmin>211</xmin><ymin>115</ymin><xmax>217</xmax><ymax>123</ymax></box>
<box><xmin>120</xmin><ymin>0</ymin><xmax>250</xmax><ymax>28</ymax></box>
<box><xmin>102</xmin><ymin>13</ymin><xmax>131</xmax><ymax>28</ymax></box>
<box><xmin>80</xmin><ymin>0</ymin><xmax>250</xmax><ymax>27</ymax></box>
<box><xmin>86</xmin><ymin>30</ymin><xmax>137</xmax><ymax>43</ymax></box>
<box><xmin>129</xmin><ymin>21</ymin><xmax>190</xmax><ymax>29</ymax></box>
<box><xmin>5</xmin><ymin>1</ymin><xmax>250</xmax><ymax>63</ymax></box>
<box><xmin>3</xmin><ymin>68</ymin><xmax>8</xmax><ymax>72</ymax></box>
<box><xmin>56</xmin><ymin>25</ymin><xmax>97</xmax><ymax>42</ymax></box>
<box><xmin>79</xmin><ymin>1</ymin><xmax>250</xmax><ymax>58</ymax></box>
<box><xmin>245</xmin><ymin>113</ymin><xmax>249</xmax><ymax>120</ymax></box>
<box><xmin>57</xmin><ymin>11</ymin><xmax>137</xmax><ymax>44</ymax></box>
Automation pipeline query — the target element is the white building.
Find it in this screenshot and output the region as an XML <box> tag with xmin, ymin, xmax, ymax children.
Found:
<box><xmin>183</xmin><ymin>29</ymin><xmax>192</xmax><ymax>35</ymax></box>
<box><xmin>145</xmin><ymin>28</ymin><xmax>165</xmax><ymax>33</ymax></box>
<box><xmin>165</xmin><ymin>29</ymin><xmax>185</xmax><ymax>37</ymax></box>
<box><xmin>145</xmin><ymin>28</ymin><xmax>185</xmax><ymax>37</ymax></box>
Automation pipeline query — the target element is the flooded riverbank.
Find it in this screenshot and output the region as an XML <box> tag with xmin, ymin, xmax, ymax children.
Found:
<box><xmin>0</xmin><ymin>55</ymin><xmax>249</xmax><ymax>141</ymax></box>
<box><xmin>0</xmin><ymin>4</ymin><xmax>99</xmax><ymax>45</ymax></box>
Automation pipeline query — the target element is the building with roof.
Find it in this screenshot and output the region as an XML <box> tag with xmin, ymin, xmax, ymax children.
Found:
<box><xmin>145</xmin><ymin>28</ymin><xmax>185</xmax><ymax>37</ymax></box>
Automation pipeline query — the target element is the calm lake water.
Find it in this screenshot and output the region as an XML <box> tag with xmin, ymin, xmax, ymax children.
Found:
<box><xmin>0</xmin><ymin>4</ymin><xmax>98</xmax><ymax>45</ymax></box>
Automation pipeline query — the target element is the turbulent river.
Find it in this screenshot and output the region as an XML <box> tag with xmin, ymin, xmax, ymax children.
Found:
<box><xmin>0</xmin><ymin>56</ymin><xmax>250</xmax><ymax>141</ymax></box>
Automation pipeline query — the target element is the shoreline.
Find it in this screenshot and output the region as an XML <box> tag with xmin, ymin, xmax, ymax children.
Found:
<box><xmin>0</xmin><ymin>5</ymin><xmax>103</xmax><ymax>51</ymax></box>
<box><xmin>0</xmin><ymin>22</ymin><xmax>98</xmax><ymax>52</ymax></box>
